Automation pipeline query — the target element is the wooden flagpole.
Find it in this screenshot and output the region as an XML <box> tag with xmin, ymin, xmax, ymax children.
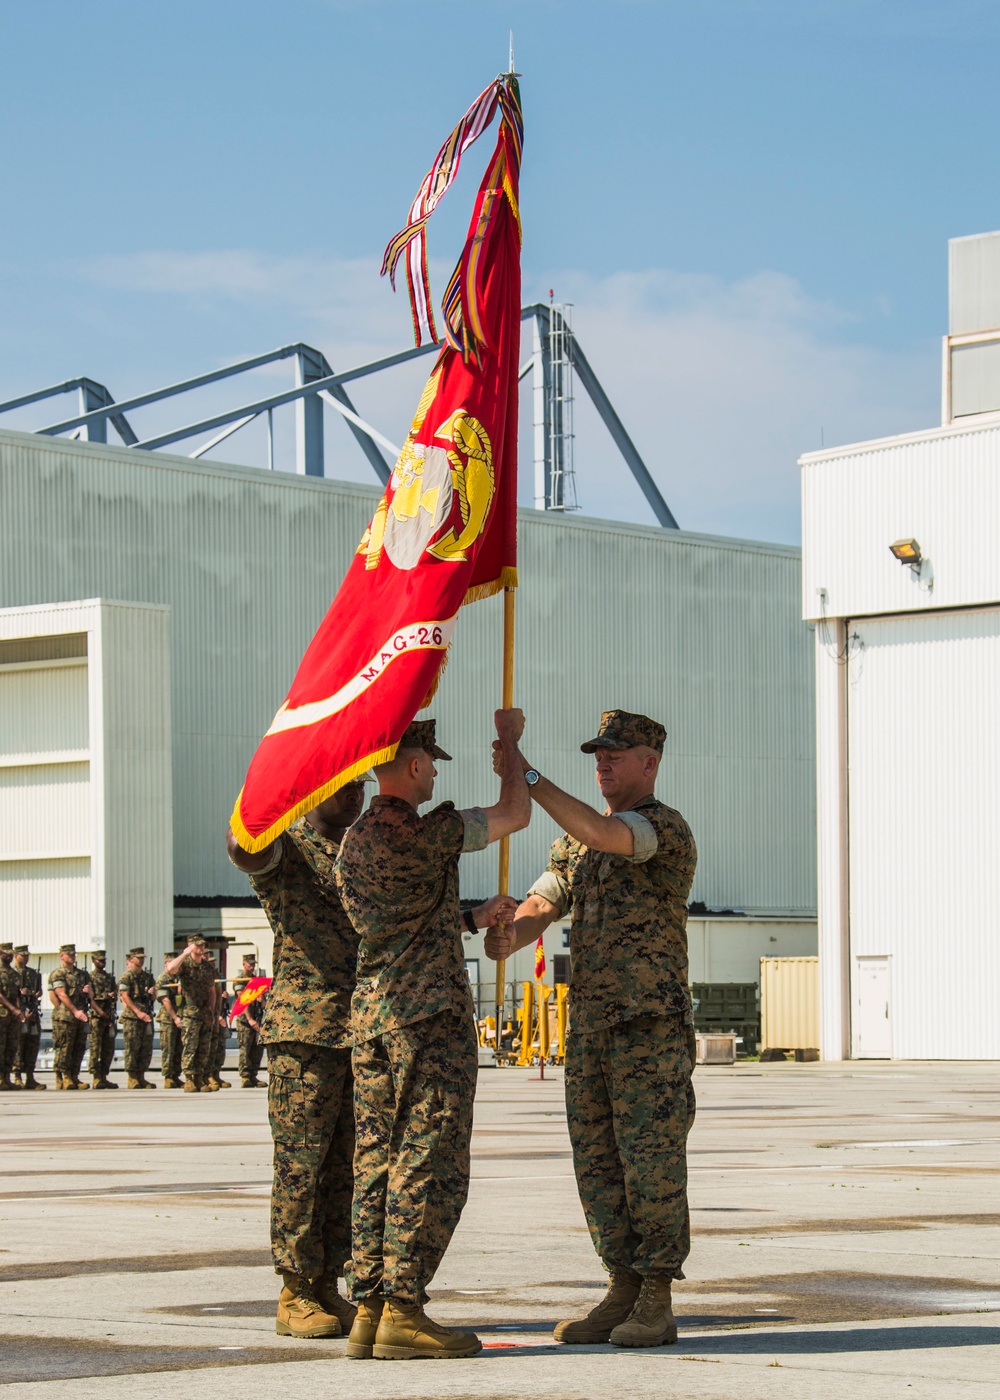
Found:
<box><xmin>493</xmin><ymin>584</ymin><xmax>516</xmax><ymax>1056</ymax></box>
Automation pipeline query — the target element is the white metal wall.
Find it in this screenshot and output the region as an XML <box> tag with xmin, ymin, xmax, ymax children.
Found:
<box><xmin>846</xmin><ymin>607</ymin><xmax>1000</xmax><ymax>1059</ymax></box>
<box><xmin>0</xmin><ymin>600</ymin><xmax>172</xmax><ymax>971</ymax></box>
<box><xmin>0</xmin><ymin>652</ymin><xmax>92</xmax><ymax>943</ymax></box>
<box><xmin>0</xmin><ymin>428</ymin><xmax>814</xmax><ymax>915</ymax></box>
<box><xmin>801</xmin><ymin>420</ymin><xmax>1000</xmax><ymax>623</ymax></box>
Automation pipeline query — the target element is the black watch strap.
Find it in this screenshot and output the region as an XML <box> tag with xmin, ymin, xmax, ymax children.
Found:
<box><xmin>463</xmin><ymin>909</ymin><xmax>478</xmax><ymax>935</ymax></box>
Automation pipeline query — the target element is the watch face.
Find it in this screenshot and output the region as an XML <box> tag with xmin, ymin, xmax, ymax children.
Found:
<box><xmin>525</xmin><ymin>769</ymin><xmax>540</xmax><ymax>785</ymax></box>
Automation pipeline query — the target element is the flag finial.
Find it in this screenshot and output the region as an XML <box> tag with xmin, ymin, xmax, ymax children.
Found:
<box><xmin>509</xmin><ymin>31</ymin><xmax>515</xmax><ymax>74</ymax></box>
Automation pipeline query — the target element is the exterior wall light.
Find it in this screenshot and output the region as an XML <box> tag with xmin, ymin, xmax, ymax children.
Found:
<box><xmin>889</xmin><ymin>538</ymin><xmax>922</xmax><ymax>568</ymax></box>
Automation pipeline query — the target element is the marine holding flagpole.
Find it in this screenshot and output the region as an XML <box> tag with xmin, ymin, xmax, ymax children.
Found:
<box><xmin>230</xmin><ymin>70</ymin><xmax>528</xmax><ymax>1359</ymax></box>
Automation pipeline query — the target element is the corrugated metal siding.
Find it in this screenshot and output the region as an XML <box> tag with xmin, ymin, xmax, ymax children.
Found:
<box><xmin>0</xmin><ymin>762</ymin><xmax>89</xmax><ymax>855</ymax></box>
<box><xmin>801</xmin><ymin>421</ymin><xmax>1000</xmax><ymax>622</ymax></box>
<box><xmin>0</xmin><ymin>660</ymin><xmax>89</xmax><ymax>754</ymax></box>
<box><xmin>97</xmin><ymin>602</ymin><xmax>173</xmax><ymax>968</ymax></box>
<box><xmin>846</xmin><ymin>607</ymin><xmax>1000</xmax><ymax>1059</ymax></box>
<box><xmin>0</xmin><ymin>857</ymin><xmax>91</xmax><ymax>940</ymax></box>
<box><xmin>760</xmin><ymin>956</ymin><xmax>819</xmax><ymax>1050</ymax></box>
<box><xmin>0</xmin><ymin>428</ymin><xmax>815</xmax><ymax>913</ymax></box>
<box><xmin>949</xmin><ymin>231</ymin><xmax>1000</xmax><ymax>335</ymax></box>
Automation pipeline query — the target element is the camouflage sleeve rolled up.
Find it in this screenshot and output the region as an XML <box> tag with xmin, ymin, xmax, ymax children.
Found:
<box><xmin>612</xmin><ymin>809</ymin><xmax>659</xmax><ymax>863</ymax></box>
<box><xmin>457</xmin><ymin>807</ymin><xmax>489</xmax><ymax>852</ymax></box>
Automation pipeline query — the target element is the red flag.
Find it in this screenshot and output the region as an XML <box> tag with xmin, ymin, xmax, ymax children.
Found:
<box><xmin>229</xmin><ymin>976</ymin><xmax>271</xmax><ymax>1022</ymax></box>
<box><xmin>231</xmin><ymin>77</ymin><xmax>522</xmax><ymax>852</ymax></box>
<box><xmin>534</xmin><ymin>936</ymin><xmax>546</xmax><ymax>981</ymax></box>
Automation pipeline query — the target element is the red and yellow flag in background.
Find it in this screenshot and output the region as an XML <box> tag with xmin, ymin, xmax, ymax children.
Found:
<box><xmin>534</xmin><ymin>936</ymin><xmax>546</xmax><ymax>980</ymax></box>
<box><xmin>229</xmin><ymin>976</ymin><xmax>271</xmax><ymax>1022</ymax></box>
<box><xmin>231</xmin><ymin>76</ymin><xmax>523</xmax><ymax>851</ymax></box>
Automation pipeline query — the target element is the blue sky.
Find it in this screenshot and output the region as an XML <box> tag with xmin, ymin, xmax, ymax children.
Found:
<box><xmin>2</xmin><ymin>0</ymin><xmax>998</xmax><ymax>542</ymax></box>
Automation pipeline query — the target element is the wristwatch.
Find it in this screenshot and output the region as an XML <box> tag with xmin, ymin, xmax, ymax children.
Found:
<box><xmin>462</xmin><ymin>909</ymin><xmax>479</xmax><ymax>936</ymax></box>
<box><xmin>524</xmin><ymin>768</ymin><xmax>541</xmax><ymax>786</ymax></box>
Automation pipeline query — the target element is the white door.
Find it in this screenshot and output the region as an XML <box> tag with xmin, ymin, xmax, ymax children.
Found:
<box><xmin>846</xmin><ymin>607</ymin><xmax>1000</xmax><ymax>1058</ymax></box>
<box><xmin>854</xmin><ymin>957</ymin><xmax>891</xmax><ymax>1059</ymax></box>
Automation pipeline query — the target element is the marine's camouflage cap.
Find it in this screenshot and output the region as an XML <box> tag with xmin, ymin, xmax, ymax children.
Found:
<box><xmin>580</xmin><ymin>709</ymin><xmax>667</xmax><ymax>755</ymax></box>
<box><xmin>399</xmin><ymin>718</ymin><xmax>452</xmax><ymax>761</ymax></box>
<box><xmin>0</xmin><ymin>942</ymin><xmax>13</xmax><ymax>954</ymax></box>
<box><xmin>59</xmin><ymin>943</ymin><xmax>77</xmax><ymax>955</ymax></box>
<box><xmin>91</xmin><ymin>950</ymin><xmax>107</xmax><ymax>961</ymax></box>
<box><xmin>188</xmin><ymin>936</ymin><xmax>207</xmax><ymax>948</ymax></box>
<box><xmin>242</xmin><ymin>953</ymin><xmax>256</xmax><ymax>963</ymax></box>
<box><xmin>13</xmin><ymin>945</ymin><xmax>28</xmax><ymax>954</ymax></box>
<box><xmin>127</xmin><ymin>947</ymin><xmax>146</xmax><ymax>958</ymax></box>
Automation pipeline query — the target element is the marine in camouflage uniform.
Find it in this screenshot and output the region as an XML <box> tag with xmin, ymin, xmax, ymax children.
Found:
<box><xmin>490</xmin><ymin>710</ymin><xmax>697</xmax><ymax>1349</ymax></box>
<box><xmin>48</xmin><ymin>943</ymin><xmax>93</xmax><ymax>1089</ymax></box>
<box><xmin>12</xmin><ymin>946</ymin><xmax>44</xmax><ymax>1090</ymax></box>
<box><xmin>163</xmin><ymin>938</ymin><xmax>217</xmax><ymax>1090</ymax></box>
<box><xmin>118</xmin><ymin>948</ymin><xmax>157</xmax><ymax>1088</ymax></box>
<box><xmin>207</xmin><ymin>958</ymin><xmax>232</xmax><ymax>1088</ymax></box>
<box><xmin>87</xmin><ymin>952</ymin><xmax>119</xmax><ymax>1088</ymax></box>
<box><xmin>232</xmin><ymin>954</ymin><xmax>266</xmax><ymax>1087</ymax></box>
<box><xmin>228</xmin><ymin>780</ymin><xmax>369</xmax><ymax>1341</ymax></box>
<box><xmin>156</xmin><ymin>955</ymin><xmax>183</xmax><ymax>1087</ymax></box>
<box><xmin>0</xmin><ymin>943</ymin><xmax>24</xmax><ymax>1090</ymax></box>
<box><xmin>334</xmin><ymin>714</ymin><xmax>527</xmax><ymax>1360</ymax></box>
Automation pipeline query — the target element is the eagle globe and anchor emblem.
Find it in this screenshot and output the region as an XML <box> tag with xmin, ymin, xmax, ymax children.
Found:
<box><xmin>357</xmin><ymin>368</ymin><xmax>495</xmax><ymax>573</ymax></box>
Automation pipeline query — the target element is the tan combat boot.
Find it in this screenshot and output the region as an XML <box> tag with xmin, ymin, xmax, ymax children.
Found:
<box><xmin>200</xmin><ymin>1078</ymin><xmax>219</xmax><ymax>1092</ymax></box>
<box><xmin>553</xmin><ymin>1271</ymin><xmax>642</xmax><ymax>1343</ymax></box>
<box><xmin>183</xmin><ymin>1076</ymin><xmax>199</xmax><ymax>1093</ymax></box>
<box><xmin>0</xmin><ymin>1075</ymin><xmax>17</xmax><ymax>1092</ymax></box>
<box><xmin>608</xmin><ymin>1275</ymin><xmax>677</xmax><ymax>1348</ymax></box>
<box><xmin>93</xmin><ymin>1076</ymin><xmax>105</xmax><ymax>1089</ymax></box>
<box><xmin>24</xmin><ymin>1076</ymin><xmax>46</xmax><ymax>1090</ymax></box>
<box><xmin>12</xmin><ymin>1072</ymin><xmax>22</xmax><ymax>1088</ymax></box>
<box><xmin>313</xmin><ymin>1276</ymin><xmax>357</xmax><ymax>1336</ymax></box>
<box><xmin>345</xmin><ymin>1296</ymin><xmax>383</xmax><ymax>1360</ymax></box>
<box><xmin>127</xmin><ymin>1075</ymin><xmax>142</xmax><ymax>1089</ymax></box>
<box><xmin>163</xmin><ymin>1077</ymin><xmax>181</xmax><ymax>1089</ymax></box>
<box><xmin>275</xmin><ymin>1274</ymin><xmax>342</xmax><ymax>1338</ymax></box>
<box><xmin>138</xmin><ymin>1076</ymin><xmax>157</xmax><ymax>1089</ymax></box>
<box><xmin>72</xmin><ymin>1078</ymin><xmax>90</xmax><ymax>1089</ymax></box>
<box><xmin>372</xmin><ymin>1299</ymin><xmax>482</xmax><ymax>1359</ymax></box>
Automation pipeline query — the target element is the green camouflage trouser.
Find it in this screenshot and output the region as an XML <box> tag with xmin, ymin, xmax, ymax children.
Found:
<box><xmin>122</xmin><ymin>1018</ymin><xmax>154</xmax><ymax>1076</ymax></box>
<box><xmin>267</xmin><ymin>1041</ymin><xmax>354</xmax><ymax>1280</ymax></box>
<box><xmin>565</xmin><ymin>1013</ymin><xmax>695</xmax><ymax>1280</ymax></box>
<box><xmin>180</xmin><ymin>1013</ymin><xmax>213</xmax><ymax>1080</ymax></box>
<box><xmin>348</xmin><ymin>1010</ymin><xmax>477</xmax><ymax>1306</ymax></box>
<box><xmin>14</xmin><ymin>1020</ymin><xmax>40</xmax><ymax>1079</ymax></box>
<box><xmin>52</xmin><ymin>1017</ymin><xmax>88</xmax><ymax>1081</ymax></box>
<box><xmin>88</xmin><ymin>1016</ymin><xmax>117</xmax><ymax>1078</ymax></box>
<box><xmin>238</xmin><ymin>1021</ymin><xmax>264</xmax><ymax>1082</ymax></box>
<box><xmin>0</xmin><ymin>1015</ymin><xmax>19</xmax><ymax>1077</ymax></box>
<box><xmin>159</xmin><ymin>1017</ymin><xmax>182</xmax><ymax>1079</ymax></box>
<box><xmin>212</xmin><ymin>1019</ymin><xmax>230</xmax><ymax>1077</ymax></box>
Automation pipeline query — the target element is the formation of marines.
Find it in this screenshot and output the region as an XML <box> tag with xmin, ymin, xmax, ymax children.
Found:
<box><xmin>223</xmin><ymin>704</ymin><xmax>695</xmax><ymax>1358</ymax></box>
<box><xmin>0</xmin><ymin>941</ymin><xmax>267</xmax><ymax>1091</ymax></box>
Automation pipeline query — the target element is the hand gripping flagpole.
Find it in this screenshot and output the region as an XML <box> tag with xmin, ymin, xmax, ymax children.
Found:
<box><xmin>494</xmin><ymin>585</ymin><xmax>515</xmax><ymax>1056</ymax></box>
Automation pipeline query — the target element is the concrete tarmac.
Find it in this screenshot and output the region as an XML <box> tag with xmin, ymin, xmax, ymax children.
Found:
<box><xmin>3</xmin><ymin>1058</ymin><xmax>1000</xmax><ymax>1398</ymax></box>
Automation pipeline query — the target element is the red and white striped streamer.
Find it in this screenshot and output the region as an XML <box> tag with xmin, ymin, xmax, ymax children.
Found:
<box><xmin>381</xmin><ymin>80</ymin><xmax>502</xmax><ymax>347</ymax></box>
